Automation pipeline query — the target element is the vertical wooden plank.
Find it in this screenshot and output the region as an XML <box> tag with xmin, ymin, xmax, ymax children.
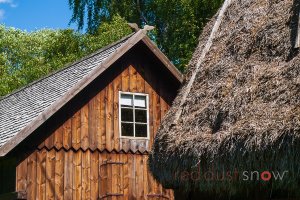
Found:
<box><xmin>123</xmin><ymin>154</ymin><xmax>129</xmax><ymax>200</ymax></box>
<box><xmin>113</xmin><ymin>75</ymin><xmax>121</xmax><ymax>151</ymax></box>
<box><xmin>120</xmin><ymin>67</ymin><xmax>130</xmax><ymax>153</ymax></box>
<box><xmin>121</xmin><ymin>67</ymin><xmax>130</xmax><ymax>92</ymax></box>
<box><xmin>54</xmin><ymin>126</ymin><xmax>63</xmax><ymax>150</ymax></box>
<box><xmin>128</xmin><ymin>154</ymin><xmax>136</xmax><ymax>200</ymax></box>
<box><xmin>73</xmin><ymin>150</ymin><xmax>82</xmax><ymax>200</ymax></box>
<box><xmin>81</xmin><ymin>104</ymin><xmax>89</xmax><ymax>151</ymax></box>
<box><xmin>64</xmin><ymin>151</ymin><xmax>73</xmax><ymax>200</ymax></box>
<box><xmin>95</xmin><ymin>93</ymin><xmax>102</xmax><ymax>152</ymax></box>
<box><xmin>111</xmin><ymin>153</ymin><xmax>119</xmax><ymax>200</ymax></box>
<box><xmin>55</xmin><ymin>150</ymin><xmax>64</xmax><ymax>200</ymax></box>
<box><xmin>106</xmin><ymin>82</ymin><xmax>114</xmax><ymax>152</ymax></box>
<box><xmin>152</xmin><ymin>90</ymin><xmax>161</xmax><ymax>138</ymax></box>
<box><xmin>46</xmin><ymin>149</ymin><xmax>55</xmax><ymax>200</ymax></box>
<box><xmin>106</xmin><ymin>153</ymin><xmax>112</xmax><ymax>200</ymax></box>
<box><xmin>38</xmin><ymin>141</ymin><xmax>45</xmax><ymax>150</ymax></box>
<box><xmin>90</xmin><ymin>152</ymin><xmax>99</xmax><ymax>200</ymax></box>
<box><xmin>100</xmin><ymin>89</ymin><xmax>106</xmax><ymax>150</ymax></box>
<box><xmin>63</xmin><ymin>119</ymin><xmax>72</xmax><ymax>150</ymax></box>
<box><xmin>99</xmin><ymin>152</ymin><xmax>107</xmax><ymax>199</ymax></box>
<box><xmin>145</xmin><ymin>82</ymin><xmax>154</xmax><ymax>149</ymax></box>
<box><xmin>111</xmin><ymin>153</ymin><xmax>116</xmax><ymax>200</ymax></box>
<box><xmin>136</xmin><ymin>155</ymin><xmax>144</xmax><ymax>200</ymax></box>
<box><xmin>16</xmin><ymin>157</ymin><xmax>28</xmax><ymax>193</ymax></box>
<box><xmin>143</xmin><ymin>155</ymin><xmax>148</xmax><ymax>200</ymax></box>
<box><xmin>45</xmin><ymin>134</ymin><xmax>54</xmax><ymax>150</ymax></box>
<box><xmin>37</xmin><ymin>149</ymin><xmax>46</xmax><ymax>200</ymax></box>
<box><xmin>72</xmin><ymin>110</ymin><xmax>81</xmax><ymax>150</ymax></box>
<box><xmin>118</xmin><ymin>153</ymin><xmax>124</xmax><ymax>200</ymax></box>
<box><xmin>136</xmin><ymin>70</ymin><xmax>145</xmax><ymax>93</ymax></box>
<box><xmin>27</xmin><ymin>151</ymin><xmax>37</xmax><ymax>200</ymax></box>
<box><xmin>157</xmin><ymin>181</ymin><xmax>163</xmax><ymax>200</ymax></box>
<box><xmin>160</xmin><ymin>99</ymin><xmax>169</xmax><ymax>121</ymax></box>
<box><xmin>147</xmin><ymin>157</ymin><xmax>155</xmax><ymax>197</ymax></box>
<box><xmin>82</xmin><ymin>151</ymin><xmax>91</xmax><ymax>200</ymax></box>
<box><xmin>89</xmin><ymin>98</ymin><xmax>97</xmax><ymax>150</ymax></box>
<box><xmin>129</xmin><ymin>65</ymin><xmax>137</xmax><ymax>93</ymax></box>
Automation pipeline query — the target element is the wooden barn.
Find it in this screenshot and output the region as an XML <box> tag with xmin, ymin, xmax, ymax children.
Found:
<box><xmin>0</xmin><ymin>29</ymin><xmax>183</xmax><ymax>200</ymax></box>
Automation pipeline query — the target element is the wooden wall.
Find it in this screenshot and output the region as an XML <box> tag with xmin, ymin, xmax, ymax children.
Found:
<box><xmin>15</xmin><ymin>61</ymin><xmax>177</xmax><ymax>199</ymax></box>
<box><xmin>36</xmin><ymin>64</ymin><xmax>170</xmax><ymax>153</ymax></box>
<box><xmin>16</xmin><ymin>150</ymin><xmax>174</xmax><ymax>200</ymax></box>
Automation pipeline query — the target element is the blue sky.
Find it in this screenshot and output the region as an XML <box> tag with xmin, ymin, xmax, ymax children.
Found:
<box><xmin>0</xmin><ymin>0</ymin><xmax>78</xmax><ymax>31</ymax></box>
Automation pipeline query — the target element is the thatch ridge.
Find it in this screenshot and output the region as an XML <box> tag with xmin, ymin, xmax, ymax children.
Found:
<box><xmin>149</xmin><ymin>0</ymin><xmax>300</xmax><ymax>197</ymax></box>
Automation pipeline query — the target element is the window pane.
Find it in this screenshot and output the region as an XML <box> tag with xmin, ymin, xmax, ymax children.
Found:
<box><xmin>134</xmin><ymin>95</ymin><xmax>146</xmax><ymax>108</ymax></box>
<box><xmin>121</xmin><ymin>123</ymin><xmax>134</xmax><ymax>137</ymax></box>
<box><xmin>135</xmin><ymin>109</ymin><xmax>147</xmax><ymax>123</ymax></box>
<box><xmin>120</xmin><ymin>94</ymin><xmax>133</xmax><ymax>106</ymax></box>
<box><xmin>121</xmin><ymin>108</ymin><xmax>133</xmax><ymax>122</ymax></box>
<box><xmin>135</xmin><ymin>124</ymin><xmax>147</xmax><ymax>137</ymax></box>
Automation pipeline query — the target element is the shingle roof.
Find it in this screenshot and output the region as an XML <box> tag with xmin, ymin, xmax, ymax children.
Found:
<box><xmin>0</xmin><ymin>33</ymin><xmax>133</xmax><ymax>148</ymax></box>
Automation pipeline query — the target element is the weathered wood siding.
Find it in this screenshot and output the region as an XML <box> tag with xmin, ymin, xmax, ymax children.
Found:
<box><xmin>15</xmin><ymin>61</ymin><xmax>176</xmax><ymax>199</ymax></box>
<box><xmin>37</xmin><ymin>64</ymin><xmax>170</xmax><ymax>153</ymax></box>
<box><xmin>16</xmin><ymin>150</ymin><xmax>174</xmax><ymax>200</ymax></box>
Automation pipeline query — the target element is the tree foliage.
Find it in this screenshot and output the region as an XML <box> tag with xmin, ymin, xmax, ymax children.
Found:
<box><xmin>69</xmin><ymin>0</ymin><xmax>223</xmax><ymax>71</ymax></box>
<box><xmin>0</xmin><ymin>15</ymin><xmax>132</xmax><ymax>97</ymax></box>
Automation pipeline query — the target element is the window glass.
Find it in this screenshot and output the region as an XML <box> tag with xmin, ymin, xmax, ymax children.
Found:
<box><xmin>120</xmin><ymin>92</ymin><xmax>148</xmax><ymax>138</ymax></box>
<box><xmin>121</xmin><ymin>108</ymin><xmax>133</xmax><ymax>122</ymax></box>
<box><xmin>120</xmin><ymin>94</ymin><xmax>133</xmax><ymax>107</ymax></box>
<box><xmin>135</xmin><ymin>109</ymin><xmax>147</xmax><ymax>123</ymax></box>
<box><xmin>121</xmin><ymin>123</ymin><xmax>134</xmax><ymax>137</ymax></box>
<box><xmin>134</xmin><ymin>95</ymin><xmax>146</xmax><ymax>108</ymax></box>
<box><xmin>135</xmin><ymin>124</ymin><xmax>147</xmax><ymax>137</ymax></box>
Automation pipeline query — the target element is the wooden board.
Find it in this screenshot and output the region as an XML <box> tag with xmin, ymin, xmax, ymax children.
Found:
<box><xmin>106</xmin><ymin>82</ymin><xmax>114</xmax><ymax>152</ymax></box>
<box><xmin>27</xmin><ymin>151</ymin><xmax>37</xmax><ymax>200</ymax></box>
<box><xmin>64</xmin><ymin>151</ymin><xmax>73</xmax><ymax>200</ymax></box>
<box><xmin>54</xmin><ymin>126</ymin><xmax>63</xmax><ymax>150</ymax></box>
<box><xmin>63</xmin><ymin>119</ymin><xmax>72</xmax><ymax>150</ymax></box>
<box><xmin>36</xmin><ymin>149</ymin><xmax>46</xmax><ymax>200</ymax></box>
<box><xmin>100</xmin><ymin>89</ymin><xmax>107</xmax><ymax>151</ymax></box>
<box><xmin>89</xmin><ymin>97</ymin><xmax>98</xmax><ymax>151</ymax></box>
<box><xmin>90</xmin><ymin>152</ymin><xmax>99</xmax><ymax>200</ymax></box>
<box><xmin>81</xmin><ymin>105</ymin><xmax>89</xmax><ymax>151</ymax></box>
<box><xmin>55</xmin><ymin>150</ymin><xmax>64</xmax><ymax>200</ymax></box>
<box><xmin>16</xmin><ymin>156</ymin><xmax>28</xmax><ymax>193</ymax></box>
<box><xmin>45</xmin><ymin>149</ymin><xmax>55</xmax><ymax>200</ymax></box>
<box><xmin>113</xmin><ymin>75</ymin><xmax>121</xmax><ymax>151</ymax></box>
<box><xmin>129</xmin><ymin>65</ymin><xmax>137</xmax><ymax>93</ymax></box>
<box><xmin>73</xmin><ymin>150</ymin><xmax>82</xmax><ymax>200</ymax></box>
<box><xmin>72</xmin><ymin>111</ymin><xmax>81</xmax><ymax>150</ymax></box>
<box><xmin>82</xmin><ymin>150</ymin><xmax>91</xmax><ymax>200</ymax></box>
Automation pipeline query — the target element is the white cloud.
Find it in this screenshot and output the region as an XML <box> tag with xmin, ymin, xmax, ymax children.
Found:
<box><xmin>0</xmin><ymin>9</ymin><xmax>5</xmax><ymax>21</ymax></box>
<box><xmin>0</xmin><ymin>0</ymin><xmax>17</xmax><ymax>7</ymax></box>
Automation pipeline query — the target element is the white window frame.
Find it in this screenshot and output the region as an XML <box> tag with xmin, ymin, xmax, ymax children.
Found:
<box><xmin>119</xmin><ymin>91</ymin><xmax>150</xmax><ymax>139</ymax></box>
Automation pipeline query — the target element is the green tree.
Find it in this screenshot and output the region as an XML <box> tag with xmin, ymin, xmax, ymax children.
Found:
<box><xmin>0</xmin><ymin>15</ymin><xmax>132</xmax><ymax>97</ymax></box>
<box><xmin>68</xmin><ymin>0</ymin><xmax>223</xmax><ymax>71</ymax></box>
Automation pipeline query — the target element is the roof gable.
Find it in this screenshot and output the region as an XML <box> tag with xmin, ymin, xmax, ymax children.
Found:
<box><xmin>0</xmin><ymin>30</ymin><xmax>182</xmax><ymax>156</ymax></box>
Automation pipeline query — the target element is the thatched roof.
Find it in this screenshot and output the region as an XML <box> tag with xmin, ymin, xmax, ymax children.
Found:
<box><xmin>149</xmin><ymin>0</ymin><xmax>300</xmax><ymax>197</ymax></box>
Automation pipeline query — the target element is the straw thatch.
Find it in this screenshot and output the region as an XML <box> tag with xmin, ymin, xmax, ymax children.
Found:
<box><xmin>149</xmin><ymin>0</ymin><xmax>300</xmax><ymax>197</ymax></box>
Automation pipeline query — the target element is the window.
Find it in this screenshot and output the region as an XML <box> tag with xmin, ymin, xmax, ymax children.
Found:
<box><xmin>119</xmin><ymin>92</ymin><xmax>149</xmax><ymax>138</ymax></box>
